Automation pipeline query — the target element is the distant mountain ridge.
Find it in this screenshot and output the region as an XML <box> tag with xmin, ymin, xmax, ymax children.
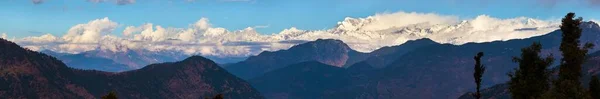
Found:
<box><xmin>355</xmin><ymin>38</ymin><xmax>439</xmax><ymax>68</ymax></box>
<box><xmin>249</xmin><ymin>61</ymin><xmax>353</xmax><ymax>99</ymax></box>
<box><xmin>40</xmin><ymin>49</ymin><xmax>247</xmax><ymax>72</ymax></box>
<box><xmin>242</xmin><ymin>21</ymin><xmax>600</xmax><ymax>99</ymax></box>
<box><xmin>0</xmin><ymin>38</ymin><xmax>263</xmax><ymax>99</ymax></box>
<box><xmin>4</xmin><ymin>21</ymin><xmax>597</xmax><ymax>99</ymax></box>
<box><xmin>225</xmin><ymin>39</ymin><xmax>369</xmax><ymax>79</ymax></box>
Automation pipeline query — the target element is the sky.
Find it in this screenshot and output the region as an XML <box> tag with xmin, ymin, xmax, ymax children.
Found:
<box><xmin>1</xmin><ymin>0</ymin><xmax>600</xmax><ymax>57</ymax></box>
<box><xmin>1</xmin><ymin>0</ymin><xmax>600</xmax><ymax>38</ymax></box>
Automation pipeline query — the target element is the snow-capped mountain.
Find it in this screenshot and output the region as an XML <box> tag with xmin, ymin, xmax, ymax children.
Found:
<box><xmin>9</xmin><ymin>11</ymin><xmax>561</xmax><ymax>58</ymax></box>
<box><xmin>243</xmin><ymin>21</ymin><xmax>600</xmax><ymax>99</ymax></box>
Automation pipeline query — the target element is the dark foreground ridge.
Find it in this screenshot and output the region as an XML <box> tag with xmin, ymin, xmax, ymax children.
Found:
<box><xmin>0</xmin><ymin>38</ymin><xmax>264</xmax><ymax>99</ymax></box>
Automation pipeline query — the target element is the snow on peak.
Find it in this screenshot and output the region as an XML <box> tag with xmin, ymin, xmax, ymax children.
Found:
<box><xmin>13</xmin><ymin>11</ymin><xmax>565</xmax><ymax>57</ymax></box>
<box><xmin>1</xmin><ymin>33</ymin><xmax>7</xmax><ymax>39</ymax></box>
<box><xmin>334</xmin><ymin>12</ymin><xmax>459</xmax><ymax>32</ymax></box>
<box><xmin>280</xmin><ymin>27</ymin><xmax>305</xmax><ymax>34</ymax></box>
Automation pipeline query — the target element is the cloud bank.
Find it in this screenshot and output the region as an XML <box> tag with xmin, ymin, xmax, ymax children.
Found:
<box><xmin>11</xmin><ymin>11</ymin><xmax>562</xmax><ymax>57</ymax></box>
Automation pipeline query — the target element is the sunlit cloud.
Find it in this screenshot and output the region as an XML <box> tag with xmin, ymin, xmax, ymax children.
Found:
<box><xmin>12</xmin><ymin>11</ymin><xmax>565</xmax><ymax>57</ymax></box>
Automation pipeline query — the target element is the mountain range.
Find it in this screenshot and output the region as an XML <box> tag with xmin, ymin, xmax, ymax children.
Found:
<box><xmin>4</xmin><ymin>19</ymin><xmax>600</xmax><ymax>98</ymax></box>
<box><xmin>223</xmin><ymin>21</ymin><xmax>600</xmax><ymax>99</ymax></box>
<box><xmin>0</xmin><ymin>38</ymin><xmax>263</xmax><ymax>99</ymax></box>
<box><xmin>40</xmin><ymin>49</ymin><xmax>247</xmax><ymax>72</ymax></box>
<box><xmin>223</xmin><ymin>39</ymin><xmax>370</xmax><ymax>79</ymax></box>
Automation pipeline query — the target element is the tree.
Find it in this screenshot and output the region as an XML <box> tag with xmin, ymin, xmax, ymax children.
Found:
<box><xmin>591</xmin><ymin>76</ymin><xmax>600</xmax><ymax>99</ymax></box>
<box><xmin>101</xmin><ymin>91</ymin><xmax>118</xmax><ymax>99</ymax></box>
<box><xmin>508</xmin><ymin>42</ymin><xmax>554</xmax><ymax>99</ymax></box>
<box><xmin>553</xmin><ymin>12</ymin><xmax>595</xmax><ymax>98</ymax></box>
<box><xmin>205</xmin><ymin>94</ymin><xmax>224</xmax><ymax>99</ymax></box>
<box><xmin>473</xmin><ymin>52</ymin><xmax>485</xmax><ymax>99</ymax></box>
<box><xmin>214</xmin><ymin>94</ymin><xmax>224</xmax><ymax>99</ymax></box>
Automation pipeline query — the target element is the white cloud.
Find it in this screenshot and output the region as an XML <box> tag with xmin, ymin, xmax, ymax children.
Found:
<box><xmin>13</xmin><ymin>11</ymin><xmax>566</xmax><ymax>57</ymax></box>
<box><xmin>194</xmin><ymin>18</ymin><xmax>212</xmax><ymax>30</ymax></box>
<box><xmin>125</xmin><ymin>23</ymin><xmax>175</xmax><ymax>42</ymax></box>
<box><xmin>1</xmin><ymin>33</ymin><xmax>6</xmax><ymax>39</ymax></box>
<box><xmin>62</xmin><ymin>17</ymin><xmax>118</xmax><ymax>44</ymax></box>
<box><xmin>20</xmin><ymin>34</ymin><xmax>59</xmax><ymax>44</ymax></box>
<box><xmin>335</xmin><ymin>12</ymin><xmax>459</xmax><ymax>31</ymax></box>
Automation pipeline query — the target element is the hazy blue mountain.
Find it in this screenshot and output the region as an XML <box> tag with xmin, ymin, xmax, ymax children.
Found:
<box><xmin>39</xmin><ymin>50</ymin><xmax>69</xmax><ymax>57</ymax></box>
<box><xmin>40</xmin><ymin>49</ymin><xmax>247</xmax><ymax>72</ymax></box>
<box><xmin>58</xmin><ymin>53</ymin><xmax>132</xmax><ymax>72</ymax></box>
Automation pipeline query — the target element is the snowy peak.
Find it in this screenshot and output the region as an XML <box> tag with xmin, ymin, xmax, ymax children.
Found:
<box><xmin>334</xmin><ymin>12</ymin><xmax>459</xmax><ymax>32</ymax></box>
<box><xmin>465</xmin><ymin>15</ymin><xmax>555</xmax><ymax>31</ymax></box>
<box><xmin>582</xmin><ymin>21</ymin><xmax>600</xmax><ymax>29</ymax></box>
<box><xmin>335</xmin><ymin>17</ymin><xmax>373</xmax><ymax>31</ymax></box>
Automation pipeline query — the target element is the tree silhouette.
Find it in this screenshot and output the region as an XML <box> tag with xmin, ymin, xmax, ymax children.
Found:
<box><xmin>508</xmin><ymin>42</ymin><xmax>554</xmax><ymax>99</ymax></box>
<box><xmin>553</xmin><ymin>12</ymin><xmax>594</xmax><ymax>98</ymax></box>
<box><xmin>591</xmin><ymin>76</ymin><xmax>600</xmax><ymax>99</ymax></box>
<box><xmin>473</xmin><ymin>52</ymin><xmax>485</xmax><ymax>99</ymax></box>
<box><xmin>206</xmin><ymin>94</ymin><xmax>224</xmax><ymax>99</ymax></box>
<box><xmin>214</xmin><ymin>94</ymin><xmax>224</xmax><ymax>99</ymax></box>
<box><xmin>101</xmin><ymin>91</ymin><xmax>118</xmax><ymax>99</ymax></box>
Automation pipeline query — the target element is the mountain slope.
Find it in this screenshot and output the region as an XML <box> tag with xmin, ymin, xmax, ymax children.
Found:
<box><xmin>322</xmin><ymin>22</ymin><xmax>600</xmax><ymax>99</ymax></box>
<box><xmin>41</xmin><ymin>49</ymin><xmax>247</xmax><ymax>72</ymax></box>
<box><xmin>458</xmin><ymin>50</ymin><xmax>600</xmax><ymax>99</ymax></box>
<box><xmin>225</xmin><ymin>39</ymin><xmax>367</xmax><ymax>79</ymax></box>
<box><xmin>0</xmin><ymin>38</ymin><xmax>263</xmax><ymax>99</ymax></box>
<box><xmin>353</xmin><ymin>38</ymin><xmax>439</xmax><ymax>68</ymax></box>
<box><xmin>249</xmin><ymin>61</ymin><xmax>353</xmax><ymax>99</ymax></box>
<box><xmin>56</xmin><ymin>53</ymin><xmax>132</xmax><ymax>72</ymax></box>
<box><xmin>0</xmin><ymin>36</ymin><xmax>85</xmax><ymax>98</ymax></box>
<box><xmin>76</xmin><ymin>49</ymin><xmax>188</xmax><ymax>69</ymax></box>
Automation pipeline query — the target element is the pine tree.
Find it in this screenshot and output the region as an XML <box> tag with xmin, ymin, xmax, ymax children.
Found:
<box><xmin>553</xmin><ymin>12</ymin><xmax>595</xmax><ymax>98</ymax></box>
<box><xmin>473</xmin><ymin>52</ymin><xmax>485</xmax><ymax>99</ymax></box>
<box><xmin>101</xmin><ymin>91</ymin><xmax>118</xmax><ymax>99</ymax></box>
<box><xmin>508</xmin><ymin>42</ymin><xmax>554</xmax><ymax>99</ymax></box>
<box><xmin>591</xmin><ymin>76</ymin><xmax>600</xmax><ymax>99</ymax></box>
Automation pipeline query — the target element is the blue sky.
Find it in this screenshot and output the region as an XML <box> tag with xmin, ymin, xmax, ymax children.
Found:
<box><xmin>1</xmin><ymin>0</ymin><xmax>599</xmax><ymax>38</ymax></box>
